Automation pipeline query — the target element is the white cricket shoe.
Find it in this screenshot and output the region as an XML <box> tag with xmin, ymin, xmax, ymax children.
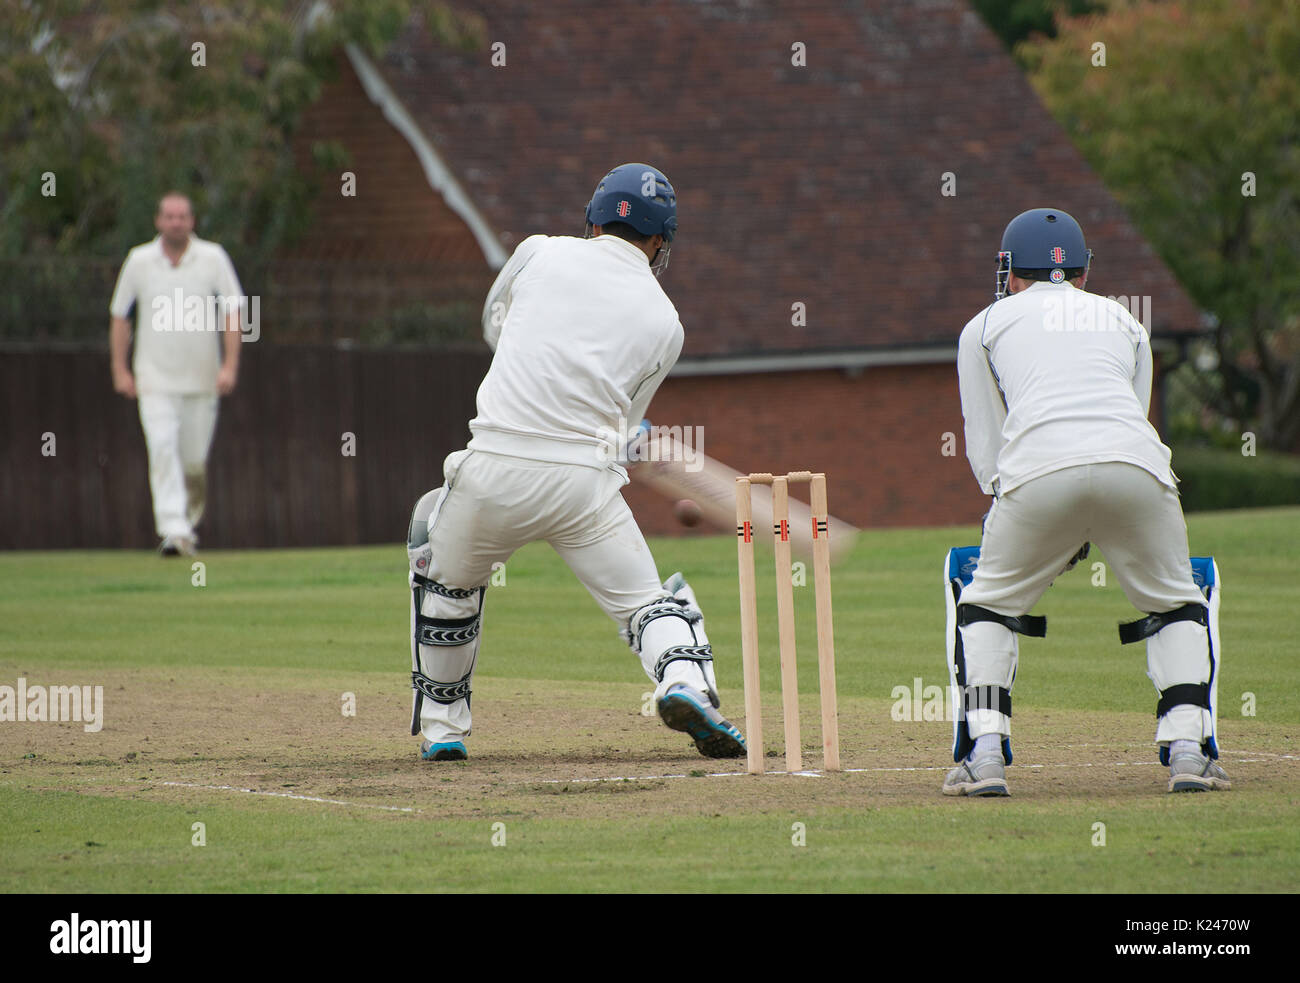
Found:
<box><xmin>159</xmin><ymin>535</ymin><xmax>197</xmax><ymax>557</ymax></box>
<box><xmin>1168</xmin><ymin>749</ymin><xmax>1231</xmax><ymax>792</ymax></box>
<box><xmin>942</xmin><ymin>751</ymin><xmax>1010</xmax><ymax>797</ymax></box>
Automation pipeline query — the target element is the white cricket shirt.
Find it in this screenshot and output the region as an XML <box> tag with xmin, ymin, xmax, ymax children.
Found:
<box><xmin>468</xmin><ymin>234</ymin><xmax>684</xmax><ymax>473</ymax></box>
<box><xmin>957</xmin><ymin>280</ymin><xmax>1174</xmax><ymax>497</ymax></box>
<box><xmin>109</xmin><ymin>235</ymin><xmax>244</xmax><ymax>394</ymax></box>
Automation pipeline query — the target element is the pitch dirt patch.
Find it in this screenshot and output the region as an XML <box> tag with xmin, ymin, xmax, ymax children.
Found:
<box><xmin>1</xmin><ymin>664</ymin><xmax>1291</xmax><ymax>823</ymax></box>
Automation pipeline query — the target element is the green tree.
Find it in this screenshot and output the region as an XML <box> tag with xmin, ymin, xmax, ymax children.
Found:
<box><xmin>1023</xmin><ymin>0</ymin><xmax>1300</xmax><ymax>449</ymax></box>
<box><xmin>0</xmin><ymin>0</ymin><xmax>480</xmax><ymax>265</ymax></box>
<box><xmin>971</xmin><ymin>0</ymin><xmax>1108</xmax><ymax>54</ymax></box>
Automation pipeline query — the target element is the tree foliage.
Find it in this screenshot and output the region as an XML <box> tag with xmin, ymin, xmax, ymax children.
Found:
<box><xmin>0</xmin><ymin>0</ymin><xmax>482</xmax><ymax>269</ymax></box>
<box><xmin>970</xmin><ymin>0</ymin><xmax>1108</xmax><ymax>54</ymax></box>
<box><xmin>1023</xmin><ymin>0</ymin><xmax>1300</xmax><ymax>449</ymax></box>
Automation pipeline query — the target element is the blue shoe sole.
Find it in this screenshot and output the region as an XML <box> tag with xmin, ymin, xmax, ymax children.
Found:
<box><xmin>421</xmin><ymin>741</ymin><xmax>468</xmax><ymax>762</ymax></box>
<box><xmin>657</xmin><ymin>693</ymin><xmax>746</xmax><ymax>759</ymax></box>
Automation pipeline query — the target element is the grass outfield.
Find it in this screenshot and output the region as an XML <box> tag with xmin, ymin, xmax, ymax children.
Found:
<box><xmin>0</xmin><ymin>507</ymin><xmax>1296</xmax><ymax>893</ymax></box>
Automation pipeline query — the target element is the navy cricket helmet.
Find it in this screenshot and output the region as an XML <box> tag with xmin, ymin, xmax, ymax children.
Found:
<box><xmin>584</xmin><ymin>163</ymin><xmax>677</xmax><ymax>243</ymax></box>
<box><xmin>994</xmin><ymin>207</ymin><xmax>1092</xmax><ymax>299</ymax></box>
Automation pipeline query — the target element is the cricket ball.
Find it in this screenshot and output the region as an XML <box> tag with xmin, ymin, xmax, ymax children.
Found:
<box><xmin>674</xmin><ymin>499</ymin><xmax>702</xmax><ymax>528</ymax></box>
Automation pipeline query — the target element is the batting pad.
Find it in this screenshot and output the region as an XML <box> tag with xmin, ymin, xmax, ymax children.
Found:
<box><xmin>406</xmin><ymin>484</ymin><xmax>484</xmax><ymax>741</ymax></box>
<box><xmin>629</xmin><ymin>574</ymin><xmax>721</xmax><ymax>708</ymax></box>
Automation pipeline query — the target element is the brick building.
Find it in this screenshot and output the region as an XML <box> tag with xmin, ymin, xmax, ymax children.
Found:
<box><xmin>288</xmin><ymin>0</ymin><xmax>1205</xmax><ymax>532</ymax></box>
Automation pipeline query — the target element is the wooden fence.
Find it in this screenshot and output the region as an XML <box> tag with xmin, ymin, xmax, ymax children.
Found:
<box><xmin>0</xmin><ymin>345</ymin><xmax>492</xmax><ymax>549</ymax></box>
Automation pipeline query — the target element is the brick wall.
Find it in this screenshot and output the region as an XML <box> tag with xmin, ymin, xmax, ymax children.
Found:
<box><xmin>626</xmin><ymin>364</ymin><xmax>988</xmax><ymax>535</ymax></box>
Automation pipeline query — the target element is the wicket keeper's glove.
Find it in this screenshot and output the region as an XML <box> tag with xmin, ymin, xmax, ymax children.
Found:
<box><xmin>1061</xmin><ymin>542</ymin><xmax>1090</xmax><ymax>574</ymax></box>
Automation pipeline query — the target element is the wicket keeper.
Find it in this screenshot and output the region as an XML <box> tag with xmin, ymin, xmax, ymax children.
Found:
<box><xmin>944</xmin><ymin>208</ymin><xmax>1229</xmax><ymax>796</ymax></box>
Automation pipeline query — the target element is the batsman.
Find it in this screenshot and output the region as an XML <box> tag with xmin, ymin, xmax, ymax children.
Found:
<box><xmin>943</xmin><ymin>208</ymin><xmax>1229</xmax><ymax>796</ymax></box>
<box><xmin>402</xmin><ymin>163</ymin><xmax>746</xmax><ymax>762</ymax></box>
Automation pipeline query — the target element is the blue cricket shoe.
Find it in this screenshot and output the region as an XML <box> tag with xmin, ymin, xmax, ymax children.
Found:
<box><xmin>420</xmin><ymin>739</ymin><xmax>468</xmax><ymax>762</ymax></box>
<box><xmin>656</xmin><ymin>686</ymin><xmax>747</xmax><ymax>759</ymax></box>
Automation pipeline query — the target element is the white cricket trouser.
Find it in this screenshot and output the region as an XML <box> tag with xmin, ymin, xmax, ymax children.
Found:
<box><xmin>959</xmin><ymin>461</ymin><xmax>1209</xmax><ymax>743</ymax></box>
<box><xmin>138</xmin><ymin>393</ymin><xmax>218</xmax><ymax>540</ymax></box>
<box><xmin>415</xmin><ymin>449</ymin><xmax>666</xmax><ymax>743</ymax></box>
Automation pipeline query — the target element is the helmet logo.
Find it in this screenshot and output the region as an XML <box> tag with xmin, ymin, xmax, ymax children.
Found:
<box><xmin>1050</xmin><ymin>268</ymin><xmax>1066</xmax><ymax>283</ymax></box>
<box><xmin>1050</xmin><ymin>246</ymin><xmax>1065</xmax><ymax>264</ymax></box>
<box><xmin>616</xmin><ymin>199</ymin><xmax>631</xmax><ymax>218</ymax></box>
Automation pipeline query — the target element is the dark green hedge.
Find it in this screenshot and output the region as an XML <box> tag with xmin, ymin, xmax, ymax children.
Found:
<box><xmin>1171</xmin><ymin>444</ymin><xmax>1300</xmax><ymax>512</ymax></box>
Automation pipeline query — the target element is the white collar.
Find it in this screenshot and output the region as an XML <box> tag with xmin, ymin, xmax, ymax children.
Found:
<box><xmin>594</xmin><ymin>233</ymin><xmax>653</xmax><ymax>266</ymax></box>
<box><xmin>154</xmin><ymin>234</ymin><xmax>195</xmax><ymax>264</ymax></box>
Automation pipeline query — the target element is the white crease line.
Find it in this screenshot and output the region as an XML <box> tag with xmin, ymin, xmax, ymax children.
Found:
<box><xmin>1046</xmin><ymin>745</ymin><xmax>1297</xmax><ymax>761</ymax></box>
<box><xmin>519</xmin><ymin>753</ymin><xmax>1293</xmax><ymax>785</ymax></box>
<box><xmin>854</xmin><ymin>744</ymin><xmax>1297</xmax><ymax>760</ymax></box>
<box><xmin>849</xmin><ymin>761</ymin><xmax>1162</xmax><ymax>773</ymax></box>
<box><xmin>160</xmin><ymin>781</ymin><xmax>422</xmax><ymax>813</ymax></box>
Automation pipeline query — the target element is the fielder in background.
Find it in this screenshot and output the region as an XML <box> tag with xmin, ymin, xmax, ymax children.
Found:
<box><xmin>109</xmin><ymin>192</ymin><xmax>244</xmax><ymax>557</ymax></box>
<box><xmin>943</xmin><ymin>207</ymin><xmax>1228</xmax><ymax>796</ymax></box>
<box><xmin>404</xmin><ymin>163</ymin><xmax>746</xmax><ymax>762</ymax></box>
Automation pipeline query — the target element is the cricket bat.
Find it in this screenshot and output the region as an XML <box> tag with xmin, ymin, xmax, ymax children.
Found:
<box><xmin>629</xmin><ymin>429</ymin><xmax>859</xmax><ymax>564</ymax></box>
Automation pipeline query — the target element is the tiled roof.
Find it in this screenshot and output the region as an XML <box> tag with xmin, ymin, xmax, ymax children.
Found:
<box><xmin>375</xmin><ymin>0</ymin><xmax>1204</xmax><ymax>357</ymax></box>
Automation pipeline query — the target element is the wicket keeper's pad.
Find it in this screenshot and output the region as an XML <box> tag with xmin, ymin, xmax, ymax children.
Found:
<box><xmin>944</xmin><ymin>548</ymin><xmax>1222</xmax><ymax>764</ymax></box>
<box><xmin>1120</xmin><ymin>556</ymin><xmax>1222</xmax><ymax>764</ymax></box>
<box><xmin>944</xmin><ymin>546</ymin><xmax>1022</xmax><ymax>764</ymax></box>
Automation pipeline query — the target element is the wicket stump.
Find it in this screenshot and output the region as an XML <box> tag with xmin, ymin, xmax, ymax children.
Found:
<box><xmin>735</xmin><ymin>471</ymin><xmax>841</xmax><ymax>774</ymax></box>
